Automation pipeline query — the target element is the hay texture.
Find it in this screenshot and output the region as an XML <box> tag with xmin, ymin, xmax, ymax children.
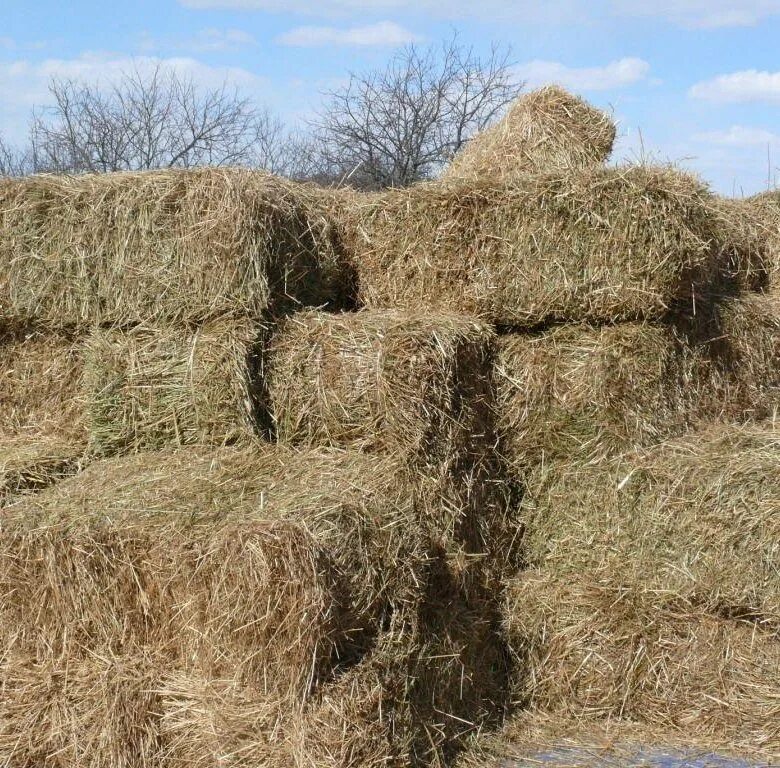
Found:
<box><xmin>443</xmin><ymin>86</ymin><xmax>616</xmax><ymax>182</ymax></box>
<box><xmin>349</xmin><ymin>166</ymin><xmax>725</xmax><ymax>327</ymax></box>
<box><xmin>751</xmin><ymin>190</ymin><xmax>780</xmax><ymax>286</ymax></box>
<box><xmin>494</xmin><ymin>323</ymin><xmax>701</xmax><ymax>467</ymax></box>
<box><xmin>521</xmin><ymin>424</ymin><xmax>780</xmax><ymax>628</ymax></box>
<box><xmin>83</xmin><ymin>320</ymin><xmax>265</xmax><ymax>454</ymax></box>
<box><xmin>505</xmin><ymin>572</ymin><xmax>780</xmax><ymax>744</ymax></box>
<box><xmin>0</xmin><ymin>168</ymin><xmax>347</xmax><ymax>328</ymax></box>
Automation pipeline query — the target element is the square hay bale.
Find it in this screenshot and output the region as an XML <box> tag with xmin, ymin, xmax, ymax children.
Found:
<box><xmin>520</xmin><ymin>424</ymin><xmax>780</xmax><ymax>627</ymax></box>
<box><xmin>348</xmin><ymin>166</ymin><xmax>731</xmax><ymax>327</ymax></box>
<box><xmin>495</xmin><ymin>323</ymin><xmax>702</xmax><ymax>467</ymax></box>
<box><xmin>0</xmin><ymin>324</ymin><xmax>85</xmax><ymax>441</ymax></box>
<box><xmin>0</xmin><ymin>445</ymin><xmax>428</xmax><ymax>702</ymax></box>
<box><xmin>443</xmin><ymin>86</ymin><xmax>616</xmax><ymax>183</ymax></box>
<box><xmin>83</xmin><ymin>319</ymin><xmax>266</xmax><ymax>454</ymax></box>
<box><xmin>0</xmin><ymin>168</ymin><xmax>348</xmax><ymax>328</ymax></box>
<box><xmin>751</xmin><ymin>190</ymin><xmax>780</xmax><ymax>286</ymax></box>
<box><xmin>505</xmin><ymin>572</ymin><xmax>780</xmax><ymax>744</ymax></box>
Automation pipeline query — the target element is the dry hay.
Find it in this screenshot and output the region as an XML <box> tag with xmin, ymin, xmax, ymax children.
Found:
<box><xmin>267</xmin><ymin>308</ymin><xmax>521</xmax><ymax>574</ymax></box>
<box><xmin>348</xmin><ymin>165</ymin><xmax>732</xmax><ymax>327</ymax></box>
<box><xmin>504</xmin><ymin>572</ymin><xmax>780</xmax><ymax>745</ymax></box>
<box><xmin>710</xmin><ymin>290</ymin><xmax>780</xmax><ymax>421</ymax></box>
<box><xmin>750</xmin><ymin>190</ymin><xmax>780</xmax><ymax>286</ymax></box>
<box><xmin>83</xmin><ymin>319</ymin><xmax>266</xmax><ymax>455</ymax></box>
<box><xmin>0</xmin><ymin>324</ymin><xmax>85</xmax><ymax>441</ymax></box>
<box><xmin>443</xmin><ymin>86</ymin><xmax>616</xmax><ymax>183</ymax></box>
<box><xmin>494</xmin><ymin>323</ymin><xmax>704</xmax><ymax>468</ymax></box>
<box><xmin>455</xmin><ymin>710</ymin><xmax>779</xmax><ymax>767</ymax></box>
<box><xmin>0</xmin><ymin>168</ymin><xmax>349</xmax><ymax>328</ymax></box>
<box><xmin>520</xmin><ymin>423</ymin><xmax>780</xmax><ymax>628</ymax></box>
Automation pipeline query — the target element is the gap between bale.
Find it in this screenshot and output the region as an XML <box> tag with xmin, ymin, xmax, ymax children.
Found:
<box><xmin>0</xmin><ymin>168</ymin><xmax>352</xmax><ymax>328</ymax></box>
<box><xmin>443</xmin><ymin>85</ymin><xmax>616</xmax><ymax>183</ymax></box>
<box><xmin>345</xmin><ymin>165</ymin><xmax>744</xmax><ymax>328</ymax></box>
<box><xmin>82</xmin><ymin>319</ymin><xmax>269</xmax><ymax>454</ymax></box>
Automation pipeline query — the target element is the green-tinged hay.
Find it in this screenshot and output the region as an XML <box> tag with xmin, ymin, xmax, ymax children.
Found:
<box><xmin>83</xmin><ymin>320</ymin><xmax>266</xmax><ymax>454</ymax></box>
<box><xmin>0</xmin><ymin>325</ymin><xmax>85</xmax><ymax>440</ymax></box>
<box><xmin>443</xmin><ymin>86</ymin><xmax>616</xmax><ymax>183</ymax></box>
<box><xmin>0</xmin><ymin>434</ymin><xmax>86</xmax><ymax>502</ymax></box>
<box><xmin>713</xmin><ymin>290</ymin><xmax>780</xmax><ymax>420</ymax></box>
<box><xmin>349</xmin><ymin>166</ymin><xmax>726</xmax><ymax>327</ymax></box>
<box><xmin>521</xmin><ymin>423</ymin><xmax>780</xmax><ymax>626</ymax></box>
<box><xmin>0</xmin><ymin>168</ymin><xmax>348</xmax><ymax>328</ymax></box>
<box><xmin>0</xmin><ymin>445</ymin><xmax>428</xmax><ymax>703</ymax></box>
<box><xmin>0</xmin><ymin>652</ymin><xmax>164</xmax><ymax>768</ymax></box>
<box><xmin>495</xmin><ymin>323</ymin><xmax>701</xmax><ymax>468</ymax></box>
<box><xmin>505</xmin><ymin>572</ymin><xmax>780</xmax><ymax>742</ymax></box>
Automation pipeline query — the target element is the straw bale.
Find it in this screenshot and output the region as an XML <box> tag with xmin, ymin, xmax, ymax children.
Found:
<box><xmin>83</xmin><ymin>319</ymin><xmax>266</xmax><ymax>454</ymax></box>
<box><xmin>0</xmin><ymin>324</ymin><xmax>85</xmax><ymax>440</ymax></box>
<box><xmin>505</xmin><ymin>572</ymin><xmax>780</xmax><ymax>741</ymax></box>
<box><xmin>0</xmin><ymin>168</ymin><xmax>348</xmax><ymax>328</ymax></box>
<box><xmin>495</xmin><ymin>323</ymin><xmax>701</xmax><ymax>467</ymax></box>
<box><xmin>443</xmin><ymin>86</ymin><xmax>616</xmax><ymax>183</ymax></box>
<box><xmin>751</xmin><ymin>190</ymin><xmax>780</xmax><ymax>286</ymax></box>
<box><xmin>349</xmin><ymin>166</ymin><xmax>726</xmax><ymax>327</ymax></box>
<box><xmin>0</xmin><ymin>445</ymin><xmax>428</xmax><ymax>701</ymax></box>
<box><xmin>521</xmin><ymin>424</ymin><xmax>780</xmax><ymax>627</ymax></box>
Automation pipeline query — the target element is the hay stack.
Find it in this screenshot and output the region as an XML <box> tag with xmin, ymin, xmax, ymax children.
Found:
<box><xmin>443</xmin><ymin>86</ymin><xmax>616</xmax><ymax>182</ymax></box>
<box><xmin>349</xmin><ymin>166</ymin><xmax>731</xmax><ymax>327</ymax></box>
<box><xmin>505</xmin><ymin>572</ymin><xmax>780</xmax><ymax>741</ymax></box>
<box><xmin>83</xmin><ymin>320</ymin><xmax>266</xmax><ymax>454</ymax></box>
<box><xmin>751</xmin><ymin>190</ymin><xmax>780</xmax><ymax>285</ymax></box>
<box><xmin>521</xmin><ymin>424</ymin><xmax>780</xmax><ymax>626</ymax></box>
<box><xmin>0</xmin><ymin>168</ymin><xmax>348</xmax><ymax>328</ymax></box>
<box><xmin>494</xmin><ymin>323</ymin><xmax>702</xmax><ymax>467</ymax></box>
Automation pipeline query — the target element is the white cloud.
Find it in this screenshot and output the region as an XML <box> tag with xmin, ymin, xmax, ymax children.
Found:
<box><xmin>278</xmin><ymin>21</ymin><xmax>421</xmax><ymax>47</ymax></box>
<box><xmin>690</xmin><ymin>70</ymin><xmax>780</xmax><ymax>103</ymax></box>
<box><xmin>613</xmin><ymin>0</ymin><xmax>780</xmax><ymax>28</ymax></box>
<box><xmin>140</xmin><ymin>28</ymin><xmax>256</xmax><ymax>53</ymax></box>
<box><xmin>515</xmin><ymin>57</ymin><xmax>650</xmax><ymax>92</ymax></box>
<box><xmin>694</xmin><ymin>126</ymin><xmax>780</xmax><ymax>147</ymax></box>
<box><xmin>0</xmin><ymin>53</ymin><xmax>268</xmax><ymax>143</ymax></box>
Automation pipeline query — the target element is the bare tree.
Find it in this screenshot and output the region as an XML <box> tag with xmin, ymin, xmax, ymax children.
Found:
<box><xmin>0</xmin><ymin>134</ymin><xmax>31</xmax><ymax>176</ymax></box>
<box><xmin>29</xmin><ymin>65</ymin><xmax>287</xmax><ymax>173</ymax></box>
<box><xmin>311</xmin><ymin>36</ymin><xmax>524</xmax><ymax>189</ymax></box>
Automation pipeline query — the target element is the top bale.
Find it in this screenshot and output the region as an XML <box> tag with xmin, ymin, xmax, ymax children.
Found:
<box><xmin>443</xmin><ymin>86</ymin><xmax>616</xmax><ymax>183</ymax></box>
<box><xmin>0</xmin><ymin>168</ymin><xmax>347</xmax><ymax>328</ymax></box>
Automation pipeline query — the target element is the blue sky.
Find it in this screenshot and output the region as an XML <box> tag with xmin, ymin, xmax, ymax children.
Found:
<box><xmin>1</xmin><ymin>0</ymin><xmax>780</xmax><ymax>193</ymax></box>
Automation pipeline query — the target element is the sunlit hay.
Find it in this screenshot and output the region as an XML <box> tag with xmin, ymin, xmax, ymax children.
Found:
<box><xmin>443</xmin><ymin>86</ymin><xmax>616</xmax><ymax>183</ymax></box>
<box><xmin>505</xmin><ymin>572</ymin><xmax>780</xmax><ymax>745</ymax></box>
<box><xmin>0</xmin><ymin>445</ymin><xmax>428</xmax><ymax>703</ymax></box>
<box><xmin>0</xmin><ymin>651</ymin><xmax>164</xmax><ymax>768</ymax></box>
<box><xmin>348</xmin><ymin>166</ymin><xmax>729</xmax><ymax>327</ymax></box>
<box><xmin>0</xmin><ymin>324</ymin><xmax>86</xmax><ymax>441</ymax></box>
<box><xmin>0</xmin><ymin>434</ymin><xmax>86</xmax><ymax>503</ymax></box>
<box><xmin>494</xmin><ymin>323</ymin><xmax>703</xmax><ymax>469</ymax></box>
<box><xmin>0</xmin><ymin>168</ymin><xmax>349</xmax><ymax>328</ymax></box>
<box><xmin>711</xmin><ymin>290</ymin><xmax>780</xmax><ymax>421</ymax></box>
<box><xmin>83</xmin><ymin>320</ymin><xmax>266</xmax><ymax>455</ymax></box>
<box><xmin>455</xmin><ymin>710</ymin><xmax>780</xmax><ymax>768</ymax></box>
<box><xmin>521</xmin><ymin>423</ymin><xmax>780</xmax><ymax>627</ymax></box>
<box><xmin>750</xmin><ymin>190</ymin><xmax>780</xmax><ymax>286</ymax></box>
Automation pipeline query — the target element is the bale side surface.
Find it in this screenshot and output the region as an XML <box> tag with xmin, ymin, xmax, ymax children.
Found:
<box><xmin>521</xmin><ymin>423</ymin><xmax>780</xmax><ymax>626</ymax></box>
<box><xmin>83</xmin><ymin>319</ymin><xmax>265</xmax><ymax>454</ymax></box>
<box><xmin>505</xmin><ymin>571</ymin><xmax>780</xmax><ymax>742</ymax></box>
<box><xmin>350</xmin><ymin>166</ymin><xmax>724</xmax><ymax>327</ymax></box>
<box><xmin>443</xmin><ymin>86</ymin><xmax>616</xmax><ymax>183</ymax></box>
<box><xmin>495</xmin><ymin>323</ymin><xmax>702</xmax><ymax>467</ymax></box>
<box><xmin>0</xmin><ymin>168</ymin><xmax>348</xmax><ymax>327</ymax></box>
<box><xmin>0</xmin><ymin>445</ymin><xmax>427</xmax><ymax>702</ymax></box>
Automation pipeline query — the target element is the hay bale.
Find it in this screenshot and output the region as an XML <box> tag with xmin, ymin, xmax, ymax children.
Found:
<box><xmin>495</xmin><ymin>323</ymin><xmax>703</xmax><ymax>467</ymax></box>
<box><xmin>0</xmin><ymin>445</ymin><xmax>428</xmax><ymax>703</ymax></box>
<box><xmin>0</xmin><ymin>168</ymin><xmax>348</xmax><ymax>328</ymax></box>
<box><xmin>83</xmin><ymin>320</ymin><xmax>266</xmax><ymax>454</ymax></box>
<box><xmin>751</xmin><ymin>190</ymin><xmax>780</xmax><ymax>286</ymax></box>
<box><xmin>443</xmin><ymin>86</ymin><xmax>616</xmax><ymax>183</ymax></box>
<box><xmin>521</xmin><ymin>423</ymin><xmax>780</xmax><ymax>626</ymax></box>
<box><xmin>350</xmin><ymin>166</ymin><xmax>726</xmax><ymax>327</ymax></box>
<box><xmin>0</xmin><ymin>325</ymin><xmax>85</xmax><ymax>441</ymax></box>
<box><xmin>505</xmin><ymin>572</ymin><xmax>780</xmax><ymax>743</ymax></box>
